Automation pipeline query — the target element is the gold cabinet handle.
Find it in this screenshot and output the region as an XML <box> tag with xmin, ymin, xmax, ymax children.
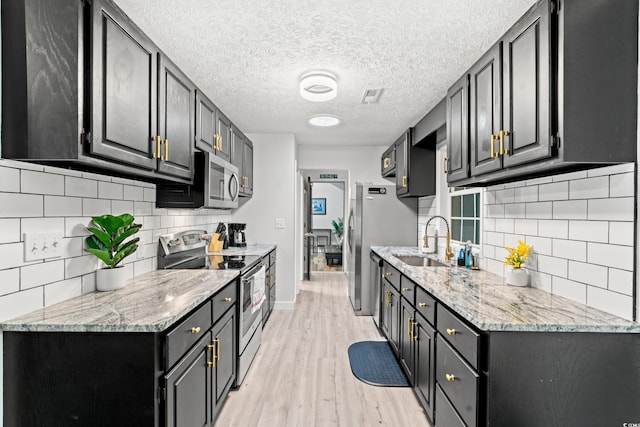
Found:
<box><xmin>214</xmin><ymin>339</ymin><xmax>220</xmax><ymax>362</ymax></box>
<box><xmin>408</xmin><ymin>317</ymin><xmax>413</xmax><ymax>338</ymax></box>
<box><xmin>443</xmin><ymin>157</ymin><xmax>448</xmax><ymax>174</ymax></box>
<box><xmin>402</xmin><ymin>176</ymin><xmax>407</xmax><ymax>188</ymax></box>
<box><xmin>402</xmin><ymin>287</ymin><xmax>410</xmax><ymax>292</ymax></box>
<box><xmin>207</xmin><ymin>343</ymin><xmax>216</xmax><ymax>368</ymax></box>
<box><xmin>191</xmin><ymin>326</ymin><xmax>201</xmax><ymax>334</ymax></box>
<box><xmin>490</xmin><ymin>134</ymin><xmax>499</xmax><ymax>158</ymax></box>
<box><xmin>412</xmin><ymin>321</ymin><xmax>418</xmax><ymax>341</ymax></box>
<box><xmin>383</xmin><ymin>157</ymin><xmax>390</xmax><ymax>168</ymax></box>
<box><xmin>385</xmin><ymin>271</ymin><xmax>392</xmax><ymax>277</ymax></box>
<box><xmin>163</xmin><ymin>139</ymin><xmax>169</xmax><ymax>161</ymax></box>
<box><xmin>446</xmin><ymin>328</ymin><xmax>457</xmax><ymax>335</ymax></box>
<box><xmin>418</xmin><ymin>302</ymin><xmax>427</xmax><ymax>308</ymax></box>
<box><xmin>224</xmin><ymin>297</ymin><xmax>232</xmax><ymax>303</ymax></box>
<box><xmin>445</xmin><ymin>373</ymin><xmax>456</xmax><ymax>382</ymax></box>
<box><xmin>499</xmin><ymin>130</ymin><xmax>509</xmax><ymax>155</ymax></box>
<box><xmin>153</xmin><ymin>135</ymin><xmax>161</xmax><ymax>158</ymax></box>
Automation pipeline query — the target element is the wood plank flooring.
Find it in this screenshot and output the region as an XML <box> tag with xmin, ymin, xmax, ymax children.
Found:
<box><xmin>216</xmin><ymin>272</ymin><xmax>432</xmax><ymax>427</ymax></box>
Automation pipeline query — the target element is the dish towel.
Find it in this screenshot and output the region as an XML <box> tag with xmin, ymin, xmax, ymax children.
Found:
<box><xmin>251</xmin><ymin>266</ymin><xmax>266</xmax><ymax>314</ymax></box>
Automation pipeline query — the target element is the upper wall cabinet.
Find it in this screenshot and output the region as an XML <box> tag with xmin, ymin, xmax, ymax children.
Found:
<box><xmin>447</xmin><ymin>0</ymin><xmax>637</xmax><ymax>186</ymax></box>
<box><xmin>230</xmin><ymin>126</ymin><xmax>253</xmax><ymax>197</ymax></box>
<box><xmin>381</xmin><ymin>144</ymin><xmax>396</xmax><ymax>177</ymax></box>
<box><xmin>395</xmin><ymin>129</ymin><xmax>436</xmax><ymax>198</ymax></box>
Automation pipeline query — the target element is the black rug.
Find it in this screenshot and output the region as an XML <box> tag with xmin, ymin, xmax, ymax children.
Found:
<box><xmin>347</xmin><ymin>341</ymin><xmax>409</xmax><ymax>387</ymax></box>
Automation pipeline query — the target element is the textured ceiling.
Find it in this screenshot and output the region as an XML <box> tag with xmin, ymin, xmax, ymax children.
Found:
<box><xmin>113</xmin><ymin>0</ymin><xmax>537</xmax><ymax>146</ymax></box>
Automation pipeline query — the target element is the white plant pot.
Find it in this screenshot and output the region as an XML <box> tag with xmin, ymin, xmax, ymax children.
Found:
<box><xmin>505</xmin><ymin>267</ymin><xmax>529</xmax><ymax>287</ymax></box>
<box><xmin>96</xmin><ymin>264</ymin><xmax>133</xmax><ymax>292</ymax></box>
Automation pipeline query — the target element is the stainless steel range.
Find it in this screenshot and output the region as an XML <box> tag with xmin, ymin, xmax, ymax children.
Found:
<box><xmin>158</xmin><ymin>230</ymin><xmax>265</xmax><ymax>386</ymax></box>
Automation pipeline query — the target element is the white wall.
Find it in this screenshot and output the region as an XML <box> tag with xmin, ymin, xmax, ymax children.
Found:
<box><xmin>311</xmin><ymin>182</ymin><xmax>344</xmax><ymax>231</ymax></box>
<box><xmin>234</xmin><ymin>133</ymin><xmax>297</xmax><ymax>309</ymax></box>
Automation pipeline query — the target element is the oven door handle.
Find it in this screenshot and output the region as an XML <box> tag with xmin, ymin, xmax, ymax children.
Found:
<box><xmin>242</xmin><ymin>263</ymin><xmax>264</xmax><ymax>280</ymax></box>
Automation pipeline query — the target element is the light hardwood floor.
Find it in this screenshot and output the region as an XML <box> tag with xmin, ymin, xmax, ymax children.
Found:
<box><xmin>216</xmin><ymin>272</ymin><xmax>432</xmax><ymax>427</ymax></box>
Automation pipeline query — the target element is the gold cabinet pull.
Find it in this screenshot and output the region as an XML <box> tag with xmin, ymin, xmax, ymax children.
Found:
<box><xmin>402</xmin><ymin>176</ymin><xmax>407</xmax><ymax>188</ymax></box>
<box><xmin>402</xmin><ymin>287</ymin><xmax>410</xmax><ymax>292</ymax></box>
<box><xmin>191</xmin><ymin>326</ymin><xmax>201</xmax><ymax>334</ymax></box>
<box><xmin>490</xmin><ymin>134</ymin><xmax>499</xmax><ymax>158</ymax></box>
<box><xmin>412</xmin><ymin>321</ymin><xmax>418</xmax><ymax>341</ymax></box>
<box><xmin>499</xmin><ymin>130</ymin><xmax>509</xmax><ymax>155</ymax></box>
<box><xmin>446</xmin><ymin>328</ymin><xmax>457</xmax><ymax>335</ymax></box>
<box><xmin>418</xmin><ymin>302</ymin><xmax>427</xmax><ymax>308</ymax></box>
<box><xmin>383</xmin><ymin>157</ymin><xmax>390</xmax><ymax>168</ymax></box>
<box><xmin>162</xmin><ymin>139</ymin><xmax>169</xmax><ymax>161</ymax></box>
<box><xmin>207</xmin><ymin>343</ymin><xmax>216</xmax><ymax>368</ymax></box>
<box><xmin>153</xmin><ymin>135</ymin><xmax>161</xmax><ymax>158</ymax></box>
<box><xmin>445</xmin><ymin>373</ymin><xmax>456</xmax><ymax>382</ymax></box>
<box><xmin>408</xmin><ymin>317</ymin><xmax>413</xmax><ymax>338</ymax></box>
<box><xmin>385</xmin><ymin>271</ymin><xmax>392</xmax><ymax>277</ymax></box>
<box><xmin>224</xmin><ymin>297</ymin><xmax>232</xmax><ymax>303</ymax></box>
<box><xmin>443</xmin><ymin>157</ymin><xmax>448</xmax><ymax>174</ymax></box>
<box><xmin>214</xmin><ymin>339</ymin><xmax>220</xmax><ymax>362</ymax></box>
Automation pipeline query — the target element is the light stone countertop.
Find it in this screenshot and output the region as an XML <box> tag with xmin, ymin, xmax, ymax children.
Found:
<box><xmin>372</xmin><ymin>246</ymin><xmax>640</xmax><ymax>333</ymax></box>
<box><xmin>0</xmin><ymin>269</ymin><xmax>239</xmax><ymax>333</ymax></box>
<box><xmin>206</xmin><ymin>244</ymin><xmax>276</xmax><ymax>257</ymax></box>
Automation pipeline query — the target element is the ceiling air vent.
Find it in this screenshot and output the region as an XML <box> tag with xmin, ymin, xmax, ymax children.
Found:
<box><xmin>361</xmin><ymin>88</ymin><xmax>383</xmax><ymax>104</ymax></box>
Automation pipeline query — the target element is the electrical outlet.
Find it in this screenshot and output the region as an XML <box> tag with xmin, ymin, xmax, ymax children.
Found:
<box><xmin>275</xmin><ymin>218</ymin><xmax>285</xmax><ymax>229</ymax></box>
<box><xmin>24</xmin><ymin>233</ymin><xmax>63</xmax><ymax>261</ymax></box>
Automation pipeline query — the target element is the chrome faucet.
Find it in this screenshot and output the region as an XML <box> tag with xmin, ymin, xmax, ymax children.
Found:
<box><xmin>423</xmin><ymin>215</ymin><xmax>454</xmax><ymax>262</ymax></box>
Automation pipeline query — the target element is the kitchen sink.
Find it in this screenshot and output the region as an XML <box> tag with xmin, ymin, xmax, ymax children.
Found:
<box><xmin>393</xmin><ymin>255</ymin><xmax>448</xmax><ymax>267</ymax></box>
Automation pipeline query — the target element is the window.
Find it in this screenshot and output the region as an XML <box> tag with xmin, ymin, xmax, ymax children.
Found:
<box><xmin>450</xmin><ymin>189</ymin><xmax>481</xmax><ymax>245</ymax></box>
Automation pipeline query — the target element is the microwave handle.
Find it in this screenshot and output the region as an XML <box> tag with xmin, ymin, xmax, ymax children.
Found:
<box><xmin>229</xmin><ymin>173</ymin><xmax>240</xmax><ymax>201</ymax></box>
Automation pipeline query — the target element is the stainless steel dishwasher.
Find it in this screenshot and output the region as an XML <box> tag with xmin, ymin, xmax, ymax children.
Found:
<box><xmin>369</xmin><ymin>251</ymin><xmax>383</xmax><ymax>328</ymax></box>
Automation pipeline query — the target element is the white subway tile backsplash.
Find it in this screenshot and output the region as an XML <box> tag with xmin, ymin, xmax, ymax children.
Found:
<box><xmin>569</xmin><ymin>176</ymin><xmax>609</xmax><ymax>200</ymax></box>
<box><xmin>538</xmin><ymin>182</ymin><xmax>568</xmax><ymax>201</ymax></box>
<box><xmin>0</xmin><ymin>268</ymin><xmax>20</xmax><ymax>296</ymax></box>
<box><xmin>587</xmin><ymin>163</ymin><xmax>635</xmax><ymax>177</ymax></box>
<box><xmin>0</xmin><ymin>166</ymin><xmax>21</xmax><ymax>192</ymax></box>
<box><xmin>568</xmin><ymin>220</ymin><xmax>608</xmax><ymax>243</ymax></box>
<box><xmin>134</xmin><ymin>258</ymin><xmax>154</xmax><ymax>277</ymax></box>
<box><xmin>112</xmin><ymin>200</ymin><xmax>134</xmax><ymax>215</ymax></box>
<box><xmin>65</xmin><ymin>218</ymin><xmax>92</xmax><ymax>237</ymax></box>
<box><xmin>45</xmin><ymin>195</ymin><xmax>82</xmax><ymax>217</ymax></box>
<box><xmin>553</xmin><ymin>200</ymin><xmax>587</xmax><ymax>220</ymax></box>
<box><xmin>135</xmin><ymin>201</ymin><xmax>154</xmax><ymax>216</ymax></box>
<box><xmin>82</xmin><ymin>198</ymin><xmax>112</xmax><ymax>216</ymax></box>
<box><xmin>552</xmin><ymin>170</ymin><xmax>588</xmax><ymax>182</ymax></box>
<box><xmin>552</xmin><ymin>239</ymin><xmax>587</xmax><ymax>262</ymax></box>
<box><xmin>496</xmin><ymin>188</ymin><xmax>515</xmax><ymax>204</ymax></box>
<box><xmin>60</xmin><ymin>237</ymin><xmax>84</xmax><ymax>258</ymax></box>
<box><xmin>505</xmin><ymin>203</ymin><xmax>526</xmax><ymax>218</ymax></box>
<box><xmin>609</xmin><ymin>222</ymin><xmax>634</xmax><ymax>246</ymax></box>
<box><xmin>44</xmin><ymin>277</ymin><xmax>82</xmax><ymax>306</ymax></box>
<box><xmin>552</xmin><ymin>277</ymin><xmax>586</xmax><ymax>304</ymax></box>
<box><xmin>608</xmin><ymin>268</ymin><xmax>633</xmax><ymax>296</ymax></box>
<box><xmin>483</xmin><ymin>218</ymin><xmax>496</xmax><ymax>232</ymax></box>
<box><xmin>495</xmin><ymin>219</ymin><xmax>514</xmax><ymax>233</ymax></box>
<box><xmin>143</xmin><ymin>188</ymin><xmax>156</xmax><ymax>203</ymax></box>
<box><xmin>0</xmin><ymin>193</ymin><xmax>43</xmax><ymax>218</ymax></box>
<box><xmin>588</xmin><ymin>197</ymin><xmax>634</xmax><ymax>221</ymax></box>
<box><xmin>111</xmin><ymin>176</ymin><xmax>136</xmax><ymax>186</ymax></box>
<box><xmin>123</xmin><ymin>185</ymin><xmax>144</xmax><ymax>201</ymax></box>
<box><xmin>98</xmin><ymin>182</ymin><xmax>124</xmax><ymax>200</ymax></box>
<box><xmin>537</xmin><ymin>220</ymin><xmax>569</xmax><ymax>239</ymax></box>
<box><xmin>588</xmin><ymin>243</ymin><xmax>633</xmax><ymax>271</ymax></box>
<box><xmin>485</xmin><ymin>232</ymin><xmax>504</xmax><ymax>247</ymax></box>
<box><xmin>525</xmin><ymin>236</ymin><xmax>552</xmax><ymax>256</ymax></box>
<box><xmin>514</xmin><ymin>186</ymin><xmax>538</xmax><ymax>203</ymax></box>
<box><xmin>529</xmin><ymin>270</ymin><xmax>552</xmax><ymax>292</ymax></box>
<box><xmin>586</xmin><ymin>287</ymin><xmax>633</xmax><ymax>321</ymax></box>
<box><xmin>21</xmin><ymin>217</ymin><xmax>65</xmax><ymax>236</ymax></box>
<box><xmin>537</xmin><ymin>255</ymin><xmax>568</xmax><ymax>278</ymax></box>
<box><xmin>568</xmin><ymin>261</ymin><xmax>608</xmax><ymax>288</ymax></box>
<box><xmin>514</xmin><ymin>219</ymin><xmax>537</xmax><ymax>236</ymax></box>
<box><xmin>21</xmin><ymin>260</ymin><xmax>65</xmax><ymax>290</ymax></box>
<box><xmin>65</xmin><ymin>176</ymin><xmax>98</xmax><ymax>198</ymax></box>
<box><xmin>503</xmin><ymin>234</ymin><xmax>525</xmax><ymax>249</ymax></box>
<box><xmin>0</xmin><ymin>242</ymin><xmax>27</xmax><ymax>270</ymax></box>
<box><xmin>609</xmin><ymin>172</ymin><xmax>635</xmax><ymax>197</ymax></box>
<box><xmin>485</xmin><ymin>190</ymin><xmax>497</xmax><ymax>205</ymax></box>
<box><xmin>486</xmin><ymin>259</ymin><xmax>504</xmax><ymax>277</ymax></box>
<box><xmin>0</xmin><ymin>287</ymin><xmax>43</xmax><ymax>323</ymax></box>
<box><xmin>65</xmin><ymin>255</ymin><xmax>98</xmax><ymax>279</ymax></box>
<box><xmin>82</xmin><ymin>273</ymin><xmax>96</xmax><ymax>294</ymax></box>
<box><xmin>525</xmin><ymin>176</ymin><xmax>553</xmax><ymax>186</ymax></box>
<box><xmin>0</xmin><ymin>219</ymin><xmax>21</xmax><ymax>244</ymax></box>
<box><xmin>526</xmin><ymin>202</ymin><xmax>553</xmax><ymax>219</ymax></box>
<box><xmin>161</xmin><ymin>215</ymin><xmax>175</xmax><ymax>229</ymax></box>
<box><xmin>81</xmin><ymin>171</ymin><xmax>112</xmax><ymax>182</ymax></box>
<box><xmin>21</xmin><ymin>170</ymin><xmax>64</xmax><ymax>195</ymax></box>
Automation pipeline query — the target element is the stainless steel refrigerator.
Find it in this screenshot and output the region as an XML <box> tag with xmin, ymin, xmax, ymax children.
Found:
<box><xmin>347</xmin><ymin>183</ymin><xmax>417</xmax><ymax>316</ymax></box>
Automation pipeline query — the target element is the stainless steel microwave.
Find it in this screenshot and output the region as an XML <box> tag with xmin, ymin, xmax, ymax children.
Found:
<box><xmin>156</xmin><ymin>151</ymin><xmax>239</xmax><ymax>209</ymax></box>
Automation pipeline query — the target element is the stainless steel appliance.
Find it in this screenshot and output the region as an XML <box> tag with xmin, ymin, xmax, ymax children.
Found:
<box><xmin>347</xmin><ymin>183</ymin><xmax>417</xmax><ymax>315</ymax></box>
<box><xmin>370</xmin><ymin>251</ymin><xmax>383</xmax><ymax>328</ymax></box>
<box><xmin>156</xmin><ymin>151</ymin><xmax>239</xmax><ymax>209</ymax></box>
<box><xmin>228</xmin><ymin>223</ymin><xmax>247</xmax><ymax>247</ymax></box>
<box><xmin>158</xmin><ymin>230</ymin><xmax>264</xmax><ymax>386</ymax></box>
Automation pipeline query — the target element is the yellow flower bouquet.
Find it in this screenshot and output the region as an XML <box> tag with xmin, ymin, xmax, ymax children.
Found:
<box><xmin>504</xmin><ymin>240</ymin><xmax>532</xmax><ymax>269</ymax></box>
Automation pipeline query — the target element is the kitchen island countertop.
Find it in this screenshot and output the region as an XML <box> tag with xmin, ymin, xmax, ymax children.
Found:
<box><xmin>372</xmin><ymin>246</ymin><xmax>640</xmax><ymax>333</ymax></box>
<box><xmin>0</xmin><ymin>269</ymin><xmax>239</xmax><ymax>333</ymax></box>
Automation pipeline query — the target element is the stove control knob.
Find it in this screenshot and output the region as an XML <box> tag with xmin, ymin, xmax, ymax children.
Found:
<box><xmin>168</xmin><ymin>239</ymin><xmax>181</xmax><ymax>247</ymax></box>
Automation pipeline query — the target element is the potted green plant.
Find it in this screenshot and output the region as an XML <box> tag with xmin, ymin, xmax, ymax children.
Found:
<box><xmin>85</xmin><ymin>213</ymin><xmax>142</xmax><ymax>291</ymax></box>
<box><xmin>331</xmin><ymin>217</ymin><xmax>344</xmax><ymax>245</ymax></box>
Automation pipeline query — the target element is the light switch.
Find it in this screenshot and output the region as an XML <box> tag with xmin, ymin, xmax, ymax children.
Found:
<box><xmin>24</xmin><ymin>233</ymin><xmax>63</xmax><ymax>261</ymax></box>
<box><xmin>275</xmin><ymin>218</ymin><xmax>285</xmax><ymax>229</ymax></box>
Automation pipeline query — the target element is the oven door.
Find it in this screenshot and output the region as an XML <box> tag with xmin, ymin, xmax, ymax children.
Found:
<box><xmin>240</xmin><ymin>264</ymin><xmax>264</xmax><ymax>346</ymax></box>
<box><xmin>204</xmin><ymin>152</ymin><xmax>239</xmax><ymax>209</ymax></box>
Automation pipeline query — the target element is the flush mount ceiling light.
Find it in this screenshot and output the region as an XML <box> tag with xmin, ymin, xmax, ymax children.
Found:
<box><xmin>308</xmin><ymin>115</ymin><xmax>341</xmax><ymax>127</ymax></box>
<box><xmin>299</xmin><ymin>72</ymin><xmax>337</xmax><ymax>102</ymax></box>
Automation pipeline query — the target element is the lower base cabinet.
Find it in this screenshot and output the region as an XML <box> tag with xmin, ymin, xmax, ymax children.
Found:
<box><xmin>414</xmin><ymin>312</ymin><xmax>435</xmax><ymax>422</ymax></box>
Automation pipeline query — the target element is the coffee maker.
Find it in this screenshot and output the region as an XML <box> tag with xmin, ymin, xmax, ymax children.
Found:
<box><xmin>228</xmin><ymin>223</ymin><xmax>247</xmax><ymax>247</ymax></box>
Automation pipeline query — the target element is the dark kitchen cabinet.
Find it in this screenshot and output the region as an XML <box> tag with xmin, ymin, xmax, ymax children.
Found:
<box><xmin>399</xmin><ymin>297</ymin><xmax>415</xmax><ymax>384</ymax></box>
<box><xmin>381</xmin><ymin>279</ymin><xmax>400</xmax><ymax>356</ymax></box>
<box><xmin>447</xmin><ymin>0</ymin><xmax>637</xmax><ymax>186</ymax></box>
<box><xmin>215</xmin><ymin>109</ymin><xmax>232</xmax><ymax>162</ymax></box>
<box><xmin>414</xmin><ymin>312</ymin><xmax>435</xmax><ymax>422</ymax></box>
<box><xmin>231</xmin><ymin>126</ymin><xmax>254</xmax><ymax>197</ymax></box>
<box><xmin>195</xmin><ymin>89</ymin><xmax>218</xmax><ymax>153</ymax></box>
<box><xmin>395</xmin><ymin>130</ymin><xmax>436</xmax><ymax>197</ymax></box>
<box><xmin>381</xmin><ymin>144</ymin><xmax>396</xmax><ymax>177</ymax></box>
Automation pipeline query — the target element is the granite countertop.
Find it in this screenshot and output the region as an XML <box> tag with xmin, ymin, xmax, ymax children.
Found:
<box><xmin>207</xmin><ymin>244</ymin><xmax>276</xmax><ymax>257</ymax></box>
<box><xmin>372</xmin><ymin>246</ymin><xmax>640</xmax><ymax>333</ymax></box>
<box><xmin>0</xmin><ymin>269</ymin><xmax>239</xmax><ymax>333</ymax></box>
